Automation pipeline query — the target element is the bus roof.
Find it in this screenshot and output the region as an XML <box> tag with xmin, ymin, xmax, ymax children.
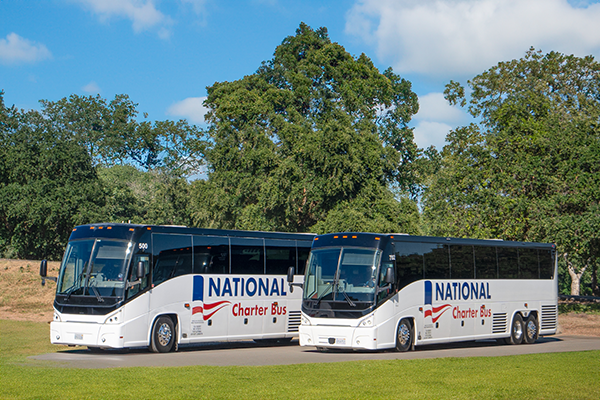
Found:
<box><xmin>312</xmin><ymin>232</ymin><xmax>555</xmax><ymax>249</ymax></box>
<box><xmin>69</xmin><ymin>223</ymin><xmax>316</xmax><ymax>242</ymax></box>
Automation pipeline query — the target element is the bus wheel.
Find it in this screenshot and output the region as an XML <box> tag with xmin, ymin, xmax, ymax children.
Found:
<box><xmin>508</xmin><ymin>314</ymin><xmax>524</xmax><ymax>345</ymax></box>
<box><xmin>151</xmin><ymin>316</ymin><xmax>175</xmax><ymax>353</ymax></box>
<box><xmin>523</xmin><ymin>314</ymin><xmax>539</xmax><ymax>344</ymax></box>
<box><xmin>395</xmin><ymin>319</ymin><xmax>413</xmax><ymax>352</ymax></box>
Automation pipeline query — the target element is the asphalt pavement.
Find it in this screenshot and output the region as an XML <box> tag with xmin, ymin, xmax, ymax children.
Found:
<box><xmin>30</xmin><ymin>334</ymin><xmax>600</xmax><ymax>369</ymax></box>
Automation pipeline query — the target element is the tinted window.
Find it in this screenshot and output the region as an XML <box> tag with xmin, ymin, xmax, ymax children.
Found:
<box><xmin>450</xmin><ymin>245</ymin><xmax>474</xmax><ymax>279</ymax></box>
<box><xmin>230</xmin><ymin>238</ymin><xmax>264</xmax><ymax>274</ymax></box>
<box><xmin>474</xmin><ymin>246</ymin><xmax>497</xmax><ymax>279</ymax></box>
<box><xmin>424</xmin><ymin>244</ymin><xmax>450</xmax><ymax>279</ymax></box>
<box><xmin>152</xmin><ymin>234</ymin><xmax>192</xmax><ymax>286</ymax></box>
<box><xmin>297</xmin><ymin>241</ymin><xmax>312</xmax><ymax>275</ymax></box>
<box><xmin>519</xmin><ymin>248</ymin><xmax>539</xmax><ymax>279</ymax></box>
<box><xmin>498</xmin><ymin>247</ymin><xmax>518</xmax><ymax>279</ymax></box>
<box><xmin>539</xmin><ymin>249</ymin><xmax>554</xmax><ymax>279</ymax></box>
<box><xmin>265</xmin><ymin>239</ymin><xmax>296</xmax><ymax>275</ymax></box>
<box><xmin>193</xmin><ymin>236</ymin><xmax>229</xmax><ymax>274</ymax></box>
<box><xmin>395</xmin><ymin>242</ymin><xmax>426</xmax><ymax>289</ymax></box>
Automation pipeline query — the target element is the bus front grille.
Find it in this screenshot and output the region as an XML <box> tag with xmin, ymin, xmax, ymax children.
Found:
<box><xmin>288</xmin><ymin>311</ymin><xmax>301</xmax><ymax>332</ymax></box>
<box><xmin>492</xmin><ymin>313</ymin><xmax>507</xmax><ymax>333</ymax></box>
<box><xmin>541</xmin><ymin>305</ymin><xmax>557</xmax><ymax>330</ymax></box>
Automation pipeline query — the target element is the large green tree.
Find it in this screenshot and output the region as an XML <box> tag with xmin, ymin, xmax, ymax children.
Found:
<box><xmin>423</xmin><ymin>49</ymin><xmax>600</xmax><ymax>295</ymax></box>
<box><xmin>193</xmin><ymin>23</ymin><xmax>421</xmax><ymax>234</ymax></box>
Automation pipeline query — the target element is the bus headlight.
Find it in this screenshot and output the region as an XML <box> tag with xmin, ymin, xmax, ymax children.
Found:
<box><xmin>104</xmin><ymin>310</ymin><xmax>122</xmax><ymax>324</ymax></box>
<box><xmin>359</xmin><ymin>315</ymin><xmax>373</xmax><ymax>327</ymax></box>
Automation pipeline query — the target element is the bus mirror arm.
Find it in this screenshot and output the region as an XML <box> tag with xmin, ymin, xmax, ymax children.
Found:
<box><xmin>39</xmin><ymin>260</ymin><xmax>57</xmax><ymax>287</ymax></box>
<box><xmin>127</xmin><ymin>261</ymin><xmax>145</xmax><ymax>289</ymax></box>
<box><xmin>376</xmin><ymin>268</ymin><xmax>395</xmax><ymax>294</ymax></box>
<box><xmin>287</xmin><ymin>266</ymin><xmax>303</xmax><ymax>293</ymax></box>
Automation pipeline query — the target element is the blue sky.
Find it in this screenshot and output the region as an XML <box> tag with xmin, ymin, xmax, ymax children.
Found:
<box><xmin>2</xmin><ymin>0</ymin><xmax>600</xmax><ymax>150</ymax></box>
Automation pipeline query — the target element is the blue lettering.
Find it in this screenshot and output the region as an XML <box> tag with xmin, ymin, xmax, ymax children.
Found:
<box><xmin>209</xmin><ymin>278</ymin><xmax>220</xmax><ymax>297</ymax></box>
<box><xmin>259</xmin><ymin>278</ymin><xmax>269</xmax><ymax>296</ymax></box>
<box><xmin>471</xmin><ymin>282</ymin><xmax>479</xmax><ymax>299</ymax></box>
<box><xmin>479</xmin><ymin>283</ymin><xmax>486</xmax><ymax>299</ymax></box>
<box><xmin>280</xmin><ymin>278</ymin><xmax>287</xmax><ymax>296</ymax></box>
<box><xmin>461</xmin><ymin>282</ymin><xmax>469</xmax><ymax>299</ymax></box>
<box><xmin>445</xmin><ymin>283</ymin><xmax>452</xmax><ymax>300</ymax></box>
<box><xmin>270</xmin><ymin>279</ymin><xmax>280</xmax><ymax>296</ymax></box>
<box><xmin>232</xmin><ymin>278</ymin><xmax>240</xmax><ymax>296</ymax></box>
<box><xmin>222</xmin><ymin>279</ymin><xmax>232</xmax><ymax>296</ymax></box>
<box><xmin>246</xmin><ymin>278</ymin><xmax>257</xmax><ymax>296</ymax></box>
<box><xmin>452</xmin><ymin>282</ymin><xmax>458</xmax><ymax>299</ymax></box>
<box><xmin>487</xmin><ymin>282</ymin><xmax>491</xmax><ymax>299</ymax></box>
<box><xmin>436</xmin><ymin>283</ymin><xmax>444</xmax><ymax>301</ymax></box>
<box><xmin>241</xmin><ymin>278</ymin><xmax>245</xmax><ymax>296</ymax></box>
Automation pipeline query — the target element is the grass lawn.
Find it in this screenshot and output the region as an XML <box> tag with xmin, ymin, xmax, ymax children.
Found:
<box><xmin>1</xmin><ymin>319</ymin><xmax>599</xmax><ymax>400</ymax></box>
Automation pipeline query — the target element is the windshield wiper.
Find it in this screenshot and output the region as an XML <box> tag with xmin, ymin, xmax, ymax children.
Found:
<box><xmin>88</xmin><ymin>285</ymin><xmax>104</xmax><ymax>303</ymax></box>
<box><xmin>336</xmin><ymin>282</ymin><xmax>356</xmax><ymax>307</ymax></box>
<box><xmin>315</xmin><ymin>283</ymin><xmax>334</xmax><ymax>306</ymax></box>
<box><xmin>64</xmin><ymin>285</ymin><xmax>80</xmax><ymax>302</ymax></box>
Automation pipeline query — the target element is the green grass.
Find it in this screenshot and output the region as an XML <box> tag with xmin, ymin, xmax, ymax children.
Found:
<box><xmin>2</xmin><ymin>319</ymin><xmax>599</xmax><ymax>400</ymax></box>
<box><xmin>559</xmin><ymin>302</ymin><xmax>600</xmax><ymax>314</ymax></box>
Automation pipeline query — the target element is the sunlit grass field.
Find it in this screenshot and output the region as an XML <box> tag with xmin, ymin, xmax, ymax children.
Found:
<box><xmin>1</xmin><ymin>319</ymin><xmax>599</xmax><ymax>400</ymax></box>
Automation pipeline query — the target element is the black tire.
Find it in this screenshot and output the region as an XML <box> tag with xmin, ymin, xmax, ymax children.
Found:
<box><xmin>508</xmin><ymin>313</ymin><xmax>524</xmax><ymax>345</ymax></box>
<box><xmin>150</xmin><ymin>316</ymin><xmax>175</xmax><ymax>353</ymax></box>
<box><xmin>395</xmin><ymin>319</ymin><xmax>413</xmax><ymax>352</ymax></box>
<box><xmin>523</xmin><ymin>313</ymin><xmax>539</xmax><ymax>344</ymax></box>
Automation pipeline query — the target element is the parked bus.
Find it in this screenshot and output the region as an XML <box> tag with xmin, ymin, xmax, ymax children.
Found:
<box><xmin>288</xmin><ymin>232</ymin><xmax>557</xmax><ymax>351</ymax></box>
<box><xmin>40</xmin><ymin>223</ymin><xmax>314</xmax><ymax>352</ymax></box>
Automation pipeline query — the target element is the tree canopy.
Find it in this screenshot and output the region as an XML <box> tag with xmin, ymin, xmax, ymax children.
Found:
<box><xmin>423</xmin><ymin>48</ymin><xmax>600</xmax><ymax>295</ymax></box>
<box><xmin>193</xmin><ymin>23</ymin><xmax>421</xmax><ymax>234</ymax></box>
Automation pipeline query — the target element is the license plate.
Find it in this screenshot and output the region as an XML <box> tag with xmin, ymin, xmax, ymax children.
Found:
<box><xmin>336</xmin><ymin>338</ymin><xmax>346</xmax><ymax>345</ymax></box>
<box><xmin>74</xmin><ymin>333</ymin><xmax>83</xmax><ymax>340</ymax></box>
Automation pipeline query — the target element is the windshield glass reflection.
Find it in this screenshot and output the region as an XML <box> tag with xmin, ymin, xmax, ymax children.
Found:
<box><xmin>304</xmin><ymin>248</ymin><xmax>380</xmax><ymax>306</ymax></box>
<box><xmin>57</xmin><ymin>239</ymin><xmax>132</xmax><ymax>299</ymax></box>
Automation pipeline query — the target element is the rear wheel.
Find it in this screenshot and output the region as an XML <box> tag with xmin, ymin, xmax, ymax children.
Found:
<box><xmin>395</xmin><ymin>319</ymin><xmax>413</xmax><ymax>352</ymax></box>
<box><xmin>508</xmin><ymin>313</ymin><xmax>524</xmax><ymax>345</ymax></box>
<box><xmin>150</xmin><ymin>316</ymin><xmax>175</xmax><ymax>353</ymax></box>
<box><xmin>523</xmin><ymin>314</ymin><xmax>539</xmax><ymax>344</ymax></box>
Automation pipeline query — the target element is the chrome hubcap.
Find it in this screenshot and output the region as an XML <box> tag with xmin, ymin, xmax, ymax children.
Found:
<box><xmin>527</xmin><ymin>320</ymin><xmax>536</xmax><ymax>339</ymax></box>
<box><xmin>398</xmin><ymin>324</ymin><xmax>410</xmax><ymax>346</ymax></box>
<box><xmin>157</xmin><ymin>323</ymin><xmax>172</xmax><ymax>347</ymax></box>
<box><xmin>513</xmin><ymin>321</ymin><xmax>523</xmax><ymax>340</ymax></box>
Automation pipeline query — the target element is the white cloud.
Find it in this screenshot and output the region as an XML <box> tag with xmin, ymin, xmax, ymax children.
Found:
<box><xmin>413</xmin><ymin>121</ymin><xmax>452</xmax><ymax>150</ymax></box>
<box><xmin>346</xmin><ymin>0</ymin><xmax>600</xmax><ymax>78</ymax></box>
<box><xmin>82</xmin><ymin>81</ymin><xmax>101</xmax><ymax>94</ymax></box>
<box><xmin>74</xmin><ymin>0</ymin><xmax>173</xmax><ymax>37</ymax></box>
<box><xmin>167</xmin><ymin>97</ymin><xmax>209</xmax><ymax>124</ymax></box>
<box><xmin>0</xmin><ymin>33</ymin><xmax>52</xmax><ymax>65</ymax></box>
<box><xmin>411</xmin><ymin>92</ymin><xmax>469</xmax><ymax>149</ymax></box>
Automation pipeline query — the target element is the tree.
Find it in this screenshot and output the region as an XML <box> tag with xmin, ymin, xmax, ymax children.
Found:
<box><xmin>0</xmin><ymin>92</ymin><xmax>106</xmax><ymax>260</ymax></box>
<box><xmin>423</xmin><ymin>49</ymin><xmax>600</xmax><ymax>295</ymax></box>
<box><xmin>193</xmin><ymin>23</ymin><xmax>420</xmax><ymax>234</ymax></box>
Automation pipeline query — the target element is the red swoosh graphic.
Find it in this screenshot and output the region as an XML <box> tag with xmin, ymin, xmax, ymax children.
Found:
<box><xmin>425</xmin><ymin>304</ymin><xmax>452</xmax><ymax>323</ymax></box>
<box><xmin>191</xmin><ymin>301</ymin><xmax>232</xmax><ymax>320</ymax></box>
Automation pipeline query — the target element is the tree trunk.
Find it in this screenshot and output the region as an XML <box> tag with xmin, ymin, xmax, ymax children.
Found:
<box><xmin>564</xmin><ymin>253</ymin><xmax>588</xmax><ymax>296</ymax></box>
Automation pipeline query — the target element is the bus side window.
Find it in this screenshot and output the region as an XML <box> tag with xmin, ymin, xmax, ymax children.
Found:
<box><xmin>127</xmin><ymin>255</ymin><xmax>150</xmax><ymax>299</ymax></box>
<box><xmin>230</xmin><ymin>238</ymin><xmax>264</xmax><ymax>275</ymax></box>
<box><xmin>519</xmin><ymin>248</ymin><xmax>539</xmax><ymax>279</ymax></box>
<box><xmin>396</xmin><ymin>243</ymin><xmax>425</xmax><ymax>289</ymax></box>
<box><xmin>424</xmin><ymin>244</ymin><xmax>450</xmax><ymax>280</ymax></box>
<box><xmin>152</xmin><ymin>234</ymin><xmax>192</xmax><ymax>286</ymax></box>
<box><xmin>539</xmin><ymin>249</ymin><xmax>554</xmax><ymax>279</ymax></box>
<box><xmin>266</xmin><ymin>239</ymin><xmax>296</xmax><ymax>275</ymax></box>
<box><xmin>193</xmin><ymin>236</ymin><xmax>229</xmax><ymax>274</ymax></box>
<box><xmin>498</xmin><ymin>247</ymin><xmax>518</xmax><ymax>279</ymax></box>
<box><xmin>474</xmin><ymin>246</ymin><xmax>497</xmax><ymax>279</ymax></box>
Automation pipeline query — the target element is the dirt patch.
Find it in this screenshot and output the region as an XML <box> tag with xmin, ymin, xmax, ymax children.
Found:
<box><xmin>557</xmin><ymin>312</ymin><xmax>600</xmax><ymax>337</ymax></box>
<box><xmin>0</xmin><ymin>259</ymin><xmax>59</xmax><ymax>323</ymax></box>
<box><xmin>1</xmin><ymin>259</ymin><xmax>599</xmax><ymax>336</ymax></box>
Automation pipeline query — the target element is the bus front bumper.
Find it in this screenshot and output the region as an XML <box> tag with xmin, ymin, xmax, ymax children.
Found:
<box><xmin>50</xmin><ymin>321</ymin><xmax>126</xmax><ymax>349</ymax></box>
<box><xmin>299</xmin><ymin>324</ymin><xmax>378</xmax><ymax>350</ymax></box>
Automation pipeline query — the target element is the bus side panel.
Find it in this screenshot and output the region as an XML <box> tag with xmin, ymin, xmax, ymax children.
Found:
<box><xmin>148</xmin><ymin>275</ymin><xmax>191</xmax><ymax>342</ymax></box>
<box><xmin>122</xmin><ymin>292</ymin><xmax>150</xmax><ymax>347</ymax></box>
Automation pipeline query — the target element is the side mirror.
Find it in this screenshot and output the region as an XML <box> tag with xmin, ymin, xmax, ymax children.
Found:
<box><xmin>137</xmin><ymin>261</ymin><xmax>145</xmax><ymax>280</ymax></box>
<box><xmin>40</xmin><ymin>260</ymin><xmax>57</xmax><ymax>286</ymax></box>
<box><xmin>40</xmin><ymin>260</ymin><xmax>47</xmax><ymax>277</ymax></box>
<box><xmin>287</xmin><ymin>266</ymin><xmax>303</xmax><ymax>293</ymax></box>
<box><xmin>385</xmin><ymin>267</ymin><xmax>395</xmax><ymax>284</ymax></box>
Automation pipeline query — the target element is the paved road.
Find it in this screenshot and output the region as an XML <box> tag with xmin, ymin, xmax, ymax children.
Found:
<box><xmin>31</xmin><ymin>335</ymin><xmax>600</xmax><ymax>369</ymax></box>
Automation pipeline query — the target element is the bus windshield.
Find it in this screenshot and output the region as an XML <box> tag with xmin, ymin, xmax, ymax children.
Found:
<box><xmin>303</xmin><ymin>247</ymin><xmax>381</xmax><ymax>306</ymax></box>
<box><xmin>57</xmin><ymin>239</ymin><xmax>133</xmax><ymax>300</ymax></box>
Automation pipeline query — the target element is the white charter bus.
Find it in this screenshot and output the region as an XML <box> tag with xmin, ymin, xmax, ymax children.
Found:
<box><xmin>289</xmin><ymin>232</ymin><xmax>558</xmax><ymax>351</ymax></box>
<box><xmin>40</xmin><ymin>223</ymin><xmax>314</xmax><ymax>352</ymax></box>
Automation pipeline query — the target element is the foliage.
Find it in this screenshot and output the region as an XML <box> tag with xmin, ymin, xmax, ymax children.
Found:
<box><xmin>195</xmin><ymin>23</ymin><xmax>421</xmax><ymax>233</ymax></box>
<box><xmin>423</xmin><ymin>48</ymin><xmax>600</xmax><ymax>295</ymax></box>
